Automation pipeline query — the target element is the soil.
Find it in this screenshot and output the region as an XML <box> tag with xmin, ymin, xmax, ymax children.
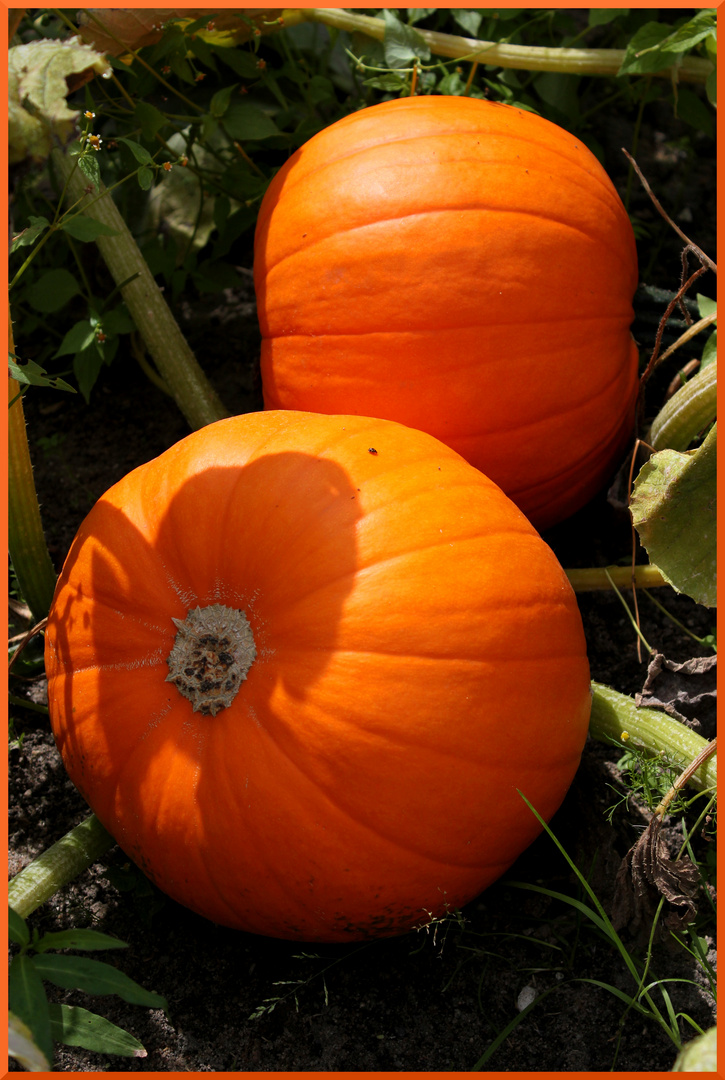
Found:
<box><xmin>9</xmin><ymin>98</ymin><xmax>716</xmax><ymax>1072</ymax></box>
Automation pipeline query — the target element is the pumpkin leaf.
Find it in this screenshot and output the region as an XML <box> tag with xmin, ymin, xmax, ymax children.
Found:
<box><xmin>48</xmin><ymin>1003</ymin><xmax>147</xmax><ymax>1057</ymax></box>
<box><xmin>382</xmin><ymin>10</ymin><xmax>431</xmax><ymax>67</ymax></box>
<box><xmin>31</xmin><ymin>954</ymin><xmax>168</xmax><ymax>1010</ymax></box>
<box><xmin>630</xmin><ymin>425</ymin><xmax>716</xmax><ymax>607</ymax></box>
<box><xmin>9</xmin><ymin>38</ymin><xmax>110</xmax><ymax>164</ymax></box>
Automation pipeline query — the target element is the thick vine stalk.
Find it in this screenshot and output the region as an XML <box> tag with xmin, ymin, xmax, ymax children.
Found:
<box><xmin>8</xmin><ymin>312</ymin><xmax>57</xmax><ymax>621</ymax></box>
<box><xmin>589</xmin><ymin>681</ymin><xmax>716</xmax><ymax>795</ymax></box>
<box><xmin>649</xmin><ymin>360</ymin><xmax>717</xmax><ymax>452</ymax></box>
<box><xmin>8</xmin><ymin>815</ymin><xmax>115</xmax><ymax>919</ymax></box>
<box><xmin>287</xmin><ymin>8</ymin><xmax>713</xmax><ymax>83</ymax></box>
<box><xmin>566</xmin><ymin>564</ymin><xmax>667</xmax><ymax>591</ymax></box>
<box><xmin>50</xmin><ymin>149</ymin><xmax>228</xmax><ymax>431</ymax></box>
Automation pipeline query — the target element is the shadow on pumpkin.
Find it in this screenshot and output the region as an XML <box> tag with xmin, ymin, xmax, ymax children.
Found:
<box><xmin>46</xmin><ymin>448</ymin><xmax>364</xmax><ymax>934</ymax></box>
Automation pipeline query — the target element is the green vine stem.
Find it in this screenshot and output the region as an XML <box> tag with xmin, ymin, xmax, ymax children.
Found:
<box><xmin>50</xmin><ymin>149</ymin><xmax>229</xmax><ymax>431</ymax></box>
<box><xmin>8</xmin><ymin>314</ymin><xmax>58</xmax><ymax>622</ymax></box>
<box><xmin>589</xmin><ymin>681</ymin><xmax>717</xmax><ymax>795</ymax></box>
<box><xmin>649</xmin><ymin>360</ymin><xmax>717</xmax><ymax>452</ymax></box>
<box><xmin>566</xmin><ymin>564</ymin><xmax>667</xmax><ymax>591</ymax></box>
<box><xmin>287</xmin><ymin>8</ymin><xmax>713</xmax><ymax>83</ymax></box>
<box><xmin>8</xmin><ymin>815</ymin><xmax>115</xmax><ymax>920</ymax></box>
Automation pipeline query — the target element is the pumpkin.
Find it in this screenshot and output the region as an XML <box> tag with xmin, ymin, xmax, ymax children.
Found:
<box><xmin>254</xmin><ymin>95</ymin><xmax>639</xmax><ymax>531</ymax></box>
<box><xmin>45</xmin><ymin>411</ymin><xmax>591</xmax><ymax>942</ymax></box>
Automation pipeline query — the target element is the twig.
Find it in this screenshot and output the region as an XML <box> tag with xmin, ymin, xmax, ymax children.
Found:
<box><xmin>654</xmin><ymin>738</ymin><xmax>718</xmax><ymax>819</ymax></box>
<box><xmin>9</xmin><ymin>618</ymin><xmax>48</xmax><ymax>675</ymax></box>
<box><xmin>622</xmin><ymin>149</ymin><xmax>717</xmax><ymax>274</ymax></box>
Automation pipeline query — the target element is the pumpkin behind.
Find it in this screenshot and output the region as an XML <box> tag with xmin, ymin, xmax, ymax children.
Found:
<box><xmin>45</xmin><ymin>411</ymin><xmax>591</xmax><ymax>941</ymax></box>
<box><xmin>254</xmin><ymin>95</ymin><xmax>639</xmax><ymax>530</ymax></box>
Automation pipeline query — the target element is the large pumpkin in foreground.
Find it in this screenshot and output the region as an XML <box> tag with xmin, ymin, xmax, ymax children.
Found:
<box><xmin>254</xmin><ymin>96</ymin><xmax>639</xmax><ymax>530</ymax></box>
<box><xmin>45</xmin><ymin>412</ymin><xmax>591</xmax><ymax>942</ymax></box>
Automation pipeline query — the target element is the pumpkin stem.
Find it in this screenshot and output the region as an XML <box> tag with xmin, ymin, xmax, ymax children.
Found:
<box><xmin>166</xmin><ymin>604</ymin><xmax>257</xmax><ymax>716</ymax></box>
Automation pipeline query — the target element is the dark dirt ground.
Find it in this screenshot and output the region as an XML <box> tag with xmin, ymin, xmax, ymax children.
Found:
<box><xmin>9</xmin><ymin>96</ymin><xmax>717</xmax><ymax>1072</ymax></box>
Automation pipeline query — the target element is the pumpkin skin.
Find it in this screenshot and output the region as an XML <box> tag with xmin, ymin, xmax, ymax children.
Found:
<box><xmin>254</xmin><ymin>95</ymin><xmax>639</xmax><ymax>530</ymax></box>
<box><xmin>45</xmin><ymin>411</ymin><xmax>591</xmax><ymax>942</ymax></box>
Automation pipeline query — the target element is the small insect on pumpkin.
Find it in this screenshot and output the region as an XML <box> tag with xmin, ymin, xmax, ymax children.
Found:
<box><xmin>254</xmin><ymin>96</ymin><xmax>640</xmax><ymax>530</ymax></box>
<box><xmin>45</xmin><ymin>411</ymin><xmax>591</xmax><ymax>942</ymax></box>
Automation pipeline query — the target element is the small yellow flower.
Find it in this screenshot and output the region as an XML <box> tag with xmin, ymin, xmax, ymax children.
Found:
<box><xmin>163</xmin><ymin>161</ymin><xmax>173</xmax><ymax>172</ymax></box>
<box><xmin>88</xmin><ymin>134</ymin><xmax>102</xmax><ymax>151</ymax></box>
<box><xmin>256</xmin><ymin>58</ymin><xmax>266</xmax><ymax>70</ymax></box>
<box><xmin>84</xmin><ymin>110</ymin><xmax>95</xmax><ymax>119</ymax></box>
<box><xmin>621</xmin><ymin>731</ymin><xmax>630</xmax><ymax>742</ymax></box>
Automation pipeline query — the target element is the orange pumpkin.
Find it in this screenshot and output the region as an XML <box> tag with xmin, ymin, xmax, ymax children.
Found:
<box><xmin>254</xmin><ymin>96</ymin><xmax>639</xmax><ymax>530</ymax></box>
<box><xmin>45</xmin><ymin>411</ymin><xmax>591</xmax><ymax>941</ymax></box>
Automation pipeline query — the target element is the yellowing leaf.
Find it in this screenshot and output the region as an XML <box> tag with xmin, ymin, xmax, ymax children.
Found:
<box><xmin>630</xmin><ymin>425</ymin><xmax>716</xmax><ymax>608</ymax></box>
<box><xmin>9</xmin><ymin>38</ymin><xmax>111</xmax><ymax>164</ymax></box>
<box><xmin>77</xmin><ymin>9</ymin><xmax>283</xmax><ymax>57</ymax></box>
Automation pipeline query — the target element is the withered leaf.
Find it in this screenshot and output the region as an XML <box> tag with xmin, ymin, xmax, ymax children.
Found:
<box><xmin>612</xmin><ymin>817</ymin><xmax>701</xmax><ymax>937</ymax></box>
<box><xmin>636</xmin><ymin>651</ymin><xmax>717</xmax><ymax>738</ymax></box>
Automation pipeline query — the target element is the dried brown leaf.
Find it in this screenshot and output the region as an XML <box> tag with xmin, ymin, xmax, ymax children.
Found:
<box><xmin>636</xmin><ymin>651</ymin><xmax>717</xmax><ymax>737</ymax></box>
<box><xmin>77</xmin><ymin>9</ymin><xmax>282</xmax><ymax>57</ymax></box>
<box><xmin>612</xmin><ymin>817</ymin><xmax>701</xmax><ymax>937</ymax></box>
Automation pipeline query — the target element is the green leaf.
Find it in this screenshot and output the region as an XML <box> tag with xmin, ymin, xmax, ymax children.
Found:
<box><xmin>54</xmin><ymin>320</ymin><xmax>96</xmax><ymax>358</ymax></box>
<box><xmin>589</xmin><ymin>9</ymin><xmax>628</xmax><ymax>28</ymax></box>
<box><xmin>9</xmin><ymin>1010</ymin><xmax>52</xmax><ymax>1072</ymax></box>
<box><xmin>630</xmin><ymin>424</ymin><xmax>716</xmax><ymax>607</ymax></box>
<box><xmin>116</xmin><ymin>136</ymin><xmax>154</xmax><ymax>165</ymax></box>
<box><xmin>60</xmin><ymin>215</ymin><xmax>119</xmax><ymax>242</ymax></box>
<box><xmin>223</xmin><ymin>101</ymin><xmax>281</xmax><ymax>141</ymax></box>
<box><xmin>618</xmin><ymin>22</ymin><xmax>675</xmax><ymax>75</ymax></box>
<box><xmin>24</xmin><ymin>268</ymin><xmax>80</xmax><ymax>313</ymax></box>
<box><xmin>73</xmin><ymin>343</ymin><xmax>105</xmax><ymax>402</ymax></box>
<box><xmin>675</xmin><ymin>87</ymin><xmax>715</xmax><ymax>139</ymax></box>
<box><xmin>697</xmin><ymin>294</ymin><xmax>717</xmax><ymax>323</ymax></box>
<box><xmin>9</xmin><ymin>955</ymin><xmax>54</xmax><ymax>1069</ymax></box>
<box><xmin>217</xmin><ymin>48</ymin><xmax>262</xmax><ymax>79</ymax></box>
<box><xmin>8</xmin><ymin>355</ymin><xmax>77</xmax><ymax>393</ymax></box>
<box><xmin>76</xmin><ymin>152</ymin><xmax>101</xmax><ymax>189</ymax></box>
<box><xmin>9</xmin><ymin>906</ymin><xmax>30</xmax><ymax>947</ymax></box>
<box><xmin>655</xmin><ymin>10</ymin><xmax>717</xmax><ymax>55</ymax></box>
<box><xmin>49</xmin><ymin>1003</ymin><xmax>147</xmax><ymax>1057</ymax></box>
<box><xmin>35</xmin><ymin>928</ymin><xmax>129</xmax><ymax>953</ymax></box>
<box><xmin>31</xmin><ymin>954</ymin><xmax>168</xmax><ymax>1010</ymax></box>
<box><xmin>138</xmin><ymin>165</ymin><xmax>154</xmax><ymax>191</ymax></box>
<box><xmin>11</xmin><ymin>215</ymin><xmax>50</xmax><ymax>252</ymax></box>
<box><xmin>210</xmin><ymin>82</ymin><xmax>239</xmax><ymax>118</ymax></box>
<box><xmin>701</xmin><ymin>330</ymin><xmax>716</xmax><ymax>369</ymax></box>
<box><xmin>135</xmin><ymin>101</ymin><xmax>169</xmax><ymax>140</ymax></box>
<box><xmin>451</xmin><ymin>9</ymin><xmax>482</xmax><ymax>37</ymax></box>
<box><xmin>382</xmin><ymin>9</ymin><xmax>431</xmax><ymax>67</ymax></box>
<box><xmin>102</xmin><ymin>304</ymin><xmax>136</xmax><ymax>335</ymax></box>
